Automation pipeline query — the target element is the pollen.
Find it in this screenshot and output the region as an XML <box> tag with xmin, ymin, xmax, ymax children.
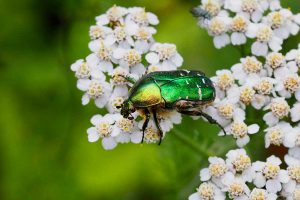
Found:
<box><xmin>117</xmin><ymin>118</ymin><xmax>134</xmax><ymax>132</ymax></box>
<box><xmin>110</xmin><ymin>97</ymin><xmax>124</xmax><ymax>112</ymax></box>
<box><xmin>123</xmin><ymin>49</ymin><xmax>141</xmax><ymax>67</ymax></box>
<box><xmin>266</xmin><ymin>52</ymin><xmax>285</xmax><ymax>69</ymax></box>
<box><xmin>132</xmin><ymin>9</ymin><xmax>149</xmax><ymax>26</ymax></box>
<box><xmin>208</xmin><ymin>162</ymin><xmax>228</xmax><ymax>177</ymax></box>
<box><xmin>218</xmin><ymin>103</ymin><xmax>234</xmax><ymax>119</ymax></box>
<box><xmin>242</xmin><ymin>57</ymin><xmax>262</xmax><ymax>74</ymax></box>
<box><xmin>97</xmin><ymin>122</ymin><xmax>112</xmax><ymax>137</ymax></box>
<box><xmin>269</xmin><ymin>12</ymin><xmax>284</xmax><ymax>29</ymax></box>
<box><xmin>89</xmin><ymin>26</ymin><xmax>106</xmax><ymax>40</ymax></box>
<box><xmin>75</xmin><ymin>62</ymin><xmax>90</xmax><ymax>79</ymax></box>
<box><xmin>97</xmin><ymin>43</ymin><xmax>112</xmax><ymax>61</ymax></box>
<box><xmin>249</xmin><ymin>188</ymin><xmax>267</xmax><ymax>200</ymax></box>
<box><xmin>112</xmin><ymin>68</ymin><xmax>128</xmax><ymax>85</ymax></box>
<box><xmin>197</xmin><ymin>182</ymin><xmax>215</xmax><ymax>200</ymax></box>
<box><xmin>144</xmin><ymin>127</ymin><xmax>160</xmax><ymax>143</ymax></box>
<box><xmin>256</xmin><ymin>26</ymin><xmax>273</xmax><ymax>42</ymax></box>
<box><xmin>266</xmin><ymin>127</ymin><xmax>283</xmax><ymax>146</ymax></box>
<box><xmin>228</xmin><ymin>182</ymin><xmax>245</xmax><ymax>198</ymax></box>
<box><xmin>241</xmin><ymin>0</ymin><xmax>258</xmax><ymax>13</ymax></box>
<box><xmin>240</xmin><ymin>86</ymin><xmax>255</xmax><ymax>105</ymax></box>
<box><xmin>114</xmin><ymin>27</ymin><xmax>127</xmax><ymax>42</ymax></box>
<box><xmin>270</xmin><ymin>98</ymin><xmax>290</xmax><ymax>119</ymax></box>
<box><xmin>231</xmin><ymin>122</ymin><xmax>248</xmax><ymax>138</ymax></box>
<box><xmin>107</xmin><ymin>5</ymin><xmax>125</xmax><ymax>22</ymax></box>
<box><xmin>232</xmin><ymin>154</ymin><xmax>251</xmax><ymax>172</ymax></box>
<box><xmin>231</xmin><ymin>15</ymin><xmax>248</xmax><ymax>33</ymax></box>
<box><xmin>287</xmin><ymin>165</ymin><xmax>300</xmax><ymax>183</ymax></box>
<box><xmin>155</xmin><ymin>44</ymin><xmax>177</xmax><ymax>61</ymax></box>
<box><xmin>293</xmin><ymin>188</ymin><xmax>300</xmax><ymax>200</ymax></box>
<box><xmin>148</xmin><ymin>65</ymin><xmax>160</xmax><ymax>72</ymax></box>
<box><xmin>217</xmin><ymin>72</ymin><xmax>234</xmax><ymax>90</ymax></box>
<box><xmin>134</xmin><ymin>27</ymin><xmax>151</xmax><ymax>40</ymax></box>
<box><xmin>202</xmin><ymin>0</ymin><xmax>221</xmax><ymax>17</ymax></box>
<box><xmin>88</xmin><ymin>80</ymin><xmax>104</xmax><ymax>98</ymax></box>
<box><xmin>209</xmin><ymin>18</ymin><xmax>227</xmax><ymax>36</ymax></box>
<box><xmin>263</xmin><ymin>163</ymin><xmax>280</xmax><ymax>179</ymax></box>
<box><xmin>283</xmin><ymin>74</ymin><xmax>300</xmax><ymax>93</ymax></box>
<box><xmin>254</xmin><ymin>79</ymin><xmax>273</xmax><ymax>95</ymax></box>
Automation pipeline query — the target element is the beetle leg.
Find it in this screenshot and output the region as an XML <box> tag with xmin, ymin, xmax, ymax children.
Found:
<box><xmin>152</xmin><ymin>109</ymin><xmax>163</xmax><ymax>145</ymax></box>
<box><xmin>176</xmin><ymin>109</ymin><xmax>226</xmax><ymax>135</ymax></box>
<box><xmin>142</xmin><ymin>109</ymin><xmax>151</xmax><ymax>143</ymax></box>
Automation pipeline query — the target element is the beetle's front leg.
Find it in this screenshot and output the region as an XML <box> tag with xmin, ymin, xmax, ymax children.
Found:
<box><xmin>176</xmin><ymin>109</ymin><xmax>226</xmax><ymax>135</ymax></box>
<box><xmin>152</xmin><ymin>109</ymin><xmax>163</xmax><ymax>145</ymax></box>
<box><xmin>142</xmin><ymin>109</ymin><xmax>151</xmax><ymax>143</ymax></box>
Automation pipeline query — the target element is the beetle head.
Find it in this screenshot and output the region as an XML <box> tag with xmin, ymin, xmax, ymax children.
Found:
<box><xmin>119</xmin><ymin>100</ymin><xmax>135</xmax><ymax>120</ymax></box>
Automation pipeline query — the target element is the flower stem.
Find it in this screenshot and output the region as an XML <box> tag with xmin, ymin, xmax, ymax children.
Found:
<box><xmin>171</xmin><ymin>128</ymin><xmax>210</xmax><ymax>157</ymax></box>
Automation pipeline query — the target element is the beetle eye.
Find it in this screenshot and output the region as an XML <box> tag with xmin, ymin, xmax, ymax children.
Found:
<box><xmin>116</xmin><ymin>105</ymin><xmax>122</xmax><ymax>109</ymax></box>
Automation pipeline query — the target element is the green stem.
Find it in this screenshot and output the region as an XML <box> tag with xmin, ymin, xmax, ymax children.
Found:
<box><xmin>171</xmin><ymin>128</ymin><xmax>210</xmax><ymax>157</ymax></box>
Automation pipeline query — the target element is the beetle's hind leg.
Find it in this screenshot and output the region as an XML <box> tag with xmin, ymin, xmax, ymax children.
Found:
<box><xmin>176</xmin><ymin>109</ymin><xmax>226</xmax><ymax>135</ymax></box>
<box><xmin>152</xmin><ymin>109</ymin><xmax>163</xmax><ymax>145</ymax></box>
<box><xmin>141</xmin><ymin>109</ymin><xmax>151</xmax><ymax>143</ymax></box>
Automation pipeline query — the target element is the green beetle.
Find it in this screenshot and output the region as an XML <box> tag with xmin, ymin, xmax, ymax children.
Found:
<box><xmin>118</xmin><ymin>70</ymin><xmax>225</xmax><ymax>144</ymax></box>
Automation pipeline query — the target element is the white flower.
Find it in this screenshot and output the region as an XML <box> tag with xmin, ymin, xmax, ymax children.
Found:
<box><xmin>263</xmin><ymin>97</ymin><xmax>290</xmax><ymax>126</ymax></box>
<box><xmin>77</xmin><ymin>78</ymin><xmax>112</xmax><ymax>108</ymax></box>
<box><xmin>87</xmin><ymin>114</ymin><xmax>118</xmax><ymax>150</ymax></box>
<box><xmin>274</xmin><ymin>68</ymin><xmax>300</xmax><ymax>99</ymax></box>
<box><xmin>252</xmin><ymin>155</ymin><xmax>290</xmax><ymax>193</ymax></box>
<box><xmin>251</xmin><ymin>24</ymin><xmax>283</xmax><ymax>56</ymax></box>
<box><xmin>249</xmin><ymin>188</ymin><xmax>277</xmax><ymax>200</ymax></box>
<box><xmin>189</xmin><ymin>182</ymin><xmax>225</xmax><ymax>200</ymax></box>
<box><xmin>138</xmin><ymin>120</ymin><xmax>161</xmax><ymax>144</ymax></box>
<box><xmin>211</xmin><ymin>70</ymin><xmax>235</xmax><ymax>98</ymax></box>
<box><xmin>291</xmin><ymin>104</ymin><xmax>300</xmax><ymax>123</ymax></box>
<box><xmin>200</xmin><ymin>157</ymin><xmax>230</xmax><ymax>187</ymax></box>
<box><xmin>286</xmin><ymin>47</ymin><xmax>300</xmax><ymax>69</ymax></box>
<box><xmin>96</xmin><ymin>5</ymin><xmax>128</xmax><ymax>26</ymax></box>
<box><xmin>207</xmin><ymin>16</ymin><xmax>231</xmax><ymax>48</ymax></box>
<box><xmin>265</xmin><ymin>52</ymin><xmax>286</xmax><ymax>75</ymax></box>
<box><xmin>146</xmin><ymin>43</ymin><xmax>183</xmax><ymax>70</ymax></box>
<box><xmin>264</xmin><ymin>121</ymin><xmax>293</xmax><ymax>148</ymax></box>
<box><xmin>230</xmin><ymin>15</ymin><xmax>249</xmax><ymax>45</ymax></box>
<box><xmin>71</xmin><ymin>59</ymin><xmax>91</xmax><ymax>79</ymax></box>
<box><xmin>89</xmin><ymin>25</ymin><xmax>112</xmax><ymax>41</ymax></box>
<box><xmin>126</xmin><ymin>7</ymin><xmax>159</xmax><ymax>26</ymax></box>
<box><xmin>156</xmin><ymin>109</ymin><xmax>182</xmax><ymax>132</ymax></box>
<box><xmin>225</xmin><ymin>120</ymin><xmax>259</xmax><ymax>147</ymax></box>
<box><xmin>221</xmin><ymin>173</ymin><xmax>250</xmax><ymax>199</ymax></box>
<box><xmin>106</xmin><ymin>86</ymin><xmax>128</xmax><ymax>113</ymax></box>
<box><xmin>282</xmin><ymin>184</ymin><xmax>300</xmax><ymax>200</ymax></box>
<box><xmin>226</xmin><ymin>149</ymin><xmax>254</xmax><ymax>182</ymax></box>
<box><xmin>132</xmin><ymin>26</ymin><xmax>156</xmax><ymax>53</ymax></box>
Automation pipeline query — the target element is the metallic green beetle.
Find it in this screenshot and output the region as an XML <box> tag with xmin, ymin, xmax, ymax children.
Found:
<box><xmin>118</xmin><ymin>70</ymin><xmax>225</xmax><ymax>144</ymax></box>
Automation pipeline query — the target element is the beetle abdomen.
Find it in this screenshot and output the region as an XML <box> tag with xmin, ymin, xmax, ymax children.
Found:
<box><xmin>160</xmin><ymin>76</ymin><xmax>215</xmax><ymax>108</ymax></box>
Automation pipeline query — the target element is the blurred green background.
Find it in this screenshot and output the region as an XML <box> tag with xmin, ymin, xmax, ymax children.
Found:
<box><xmin>1</xmin><ymin>0</ymin><xmax>300</xmax><ymax>199</ymax></box>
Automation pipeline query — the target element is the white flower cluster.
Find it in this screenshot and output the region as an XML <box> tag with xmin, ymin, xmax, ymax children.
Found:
<box><xmin>203</xmin><ymin>45</ymin><xmax>300</xmax><ymax>149</ymax></box>
<box><xmin>189</xmin><ymin>148</ymin><xmax>300</xmax><ymax>200</ymax></box>
<box><xmin>71</xmin><ymin>6</ymin><xmax>183</xmax><ymax>150</ymax></box>
<box><xmin>193</xmin><ymin>0</ymin><xmax>300</xmax><ymax>56</ymax></box>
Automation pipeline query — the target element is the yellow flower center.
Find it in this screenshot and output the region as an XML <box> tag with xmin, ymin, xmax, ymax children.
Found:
<box><xmin>114</xmin><ymin>27</ymin><xmax>127</xmax><ymax>42</ymax></box>
<box><xmin>228</xmin><ymin>182</ymin><xmax>245</xmax><ymax>198</ymax></box>
<box><xmin>144</xmin><ymin>127</ymin><xmax>160</xmax><ymax>143</ymax></box>
<box><xmin>107</xmin><ymin>5</ymin><xmax>124</xmax><ymax>22</ymax></box>
<box><xmin>97</xmin><ymin>43</ymin><xmax>111</xmax><ymax>61</ymax></box>
<box><xmin>231</xmin><ymin>122</ymin><xmax>248</xmax><ymax>138</ymax></box>
<box><xmin>240</xmin><ymin>86</ymin><xmax>255</xmax><ymax>105</ymax></box>
<box><xmin>242</xmin><ymin>0</ymin><xmax>258</xmax><ymax>13</ymax></box>
<box><xmin>257</xmin><ymin>26</ymin><xmax>273</xmax><ymax>42</ymax></box>
<box><xmin>117</xmin><ymin>118</ymin><xmax>134</xmax><ymax>132</ymax></box>
<box><xmin>288</xmin><ymin>165</ymin><xmax>300</xmax><ymax>183</ymax></box>
<box><xmin>88</xmin><ymin>81</ymin><xmax>104</xmax><ymax>98</ymax></box>
<box><xmin>76</xmin><ymin>62</ymin><xmax>90</xmax><ymax>79</ymax></box>
<box><xmin>284</xmin><ymin>75</ymin><xmax>300</xmax><ymax>93</ymax></box>
<box><xmin>198</xmin><ymin>182</ymin><xmax>215</xmax><ymax>200</ymax></box>
<box><xmin>254</xmin><ymin>79</ymin><xmax>273</xmax><ymax>95</ymax></box>
<box><xmin>203</xmin><ymin>0</ymin><xmax>221</xmax><ymax>17</ymax></box>
<box><xmin>242</xmin><ymin>57</ymin><xmax>262</xmax><ymax>74</ymax></box>
<box><xmin>249</xmin><ymin>188</ymin><xmax>267</xmax><ymax>200</ymax></box>
<box><xmin>218</xmin><ymin>103</ymin><xmax>234</xmax><ymax>119</ymax></box>
<box><xmin>231</xmin><ymin>16</ymin><xmax>248</xmax><ymax>32</ymax></box>
<box><xmin>123</xmin><ymin>49</ymin><xmax>141</xmax><ymax>66</ymax></box>
<box><xmin>232</xmin><ymin>154</ymin><xmax>251</xmax><ymax>172</ymax></box>
<box><xmin>263</xmin><ymin>163</ymin><xmax>280</xmax><ymax>179</ymax></box>
<box><xmin>269</xmin><ymin>12</ymin><xmax>284</xmax><ymax>29</ymax></box>
<box><xmin>209</xmin><ymin>162</ymin><xmax>228</xmax><ymax>177</ymax></box>
<box><xmin>89</xmin><ymin>26</ymin><xmax>106</xmax><ymax>40</ymax></box>
<box><xmin>217</xmin><ymin>72</ymin><xmax>234</xmax><ymax>90</ymax></box>
<box><xmin>266</xmin><ymin>52</ymin><xmax>285</xmax><ymax>69</ymax></box>
<box><xmin>110</xmin><ymin>97</ymin><xmax>124</xmax><ymax>112</ymax></box>
<box><xmin>156</xmin><ymin>44</ymin><xmax>176</xmax><ymax>61</ymax></box>
<box><xmin>267</xmin><ymin>128</ymin><xmax>283</xmax><ymax>146</ymax></box>
<box><xmin>209</xmin><ymin>18</ymin><xmax>227</xmax><ymax>36</ymax></box>
<box><xmin>135</xmin><ymin>27</ymin><xmax>151</xmax><ymax>40</ymax></box>
<box><xmin>132</xmin><ymin>9</ymin><xmax>148</xmax><ymax>25</ymax></box>
<box><xmin>97</xmin><ymin>122</ymin><xmax>111</xmax><ymax>137</ymax></box>
<box><xmin>112</xmin><ymin>68</ymin><xmax>128</xmax><ymax>85</ymax></box>
<box><xmin>270</xmin><ymin>99</ymin><xmax>290</xmax><ymax>119</ymax></box>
